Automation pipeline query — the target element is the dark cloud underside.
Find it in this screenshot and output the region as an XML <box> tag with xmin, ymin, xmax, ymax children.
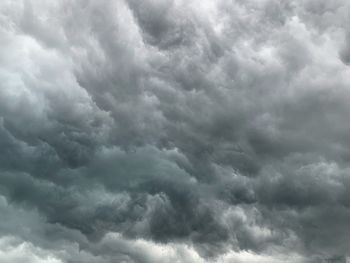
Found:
<box><xmin>1</xmin><ymin>0</ymin><xmax>350</xmax><ymax>262</ymax></box>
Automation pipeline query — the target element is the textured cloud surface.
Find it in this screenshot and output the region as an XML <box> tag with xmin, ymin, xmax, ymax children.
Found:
<box><xmin>1</xmin><ymin>0</ymin><xmax>350</xmax><ymax>262</ymax></box>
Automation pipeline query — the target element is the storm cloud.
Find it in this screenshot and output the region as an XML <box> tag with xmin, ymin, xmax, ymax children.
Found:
<box><xmin>1</xmin><ymin>0</ymin><xmax>350</xmax><ymax>262</ymax></box>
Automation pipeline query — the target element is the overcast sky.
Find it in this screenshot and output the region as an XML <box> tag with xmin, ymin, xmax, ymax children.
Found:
<box><xmin>1</xmin><ymin>0</ymin><xmax>350</xmax><ymax>262</ymax></box>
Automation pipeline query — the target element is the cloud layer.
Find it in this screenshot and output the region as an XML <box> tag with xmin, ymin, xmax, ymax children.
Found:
<box><xmin>1</xmin><ymin>0</ymin><xmax>350</xmax><ymax>262</ymax></box>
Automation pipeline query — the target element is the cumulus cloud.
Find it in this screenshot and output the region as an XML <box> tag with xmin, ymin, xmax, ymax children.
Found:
<box><xmin>1</xmin><ymin>0</ymin><xmax>350</xmax><ymax>262</ymax></box>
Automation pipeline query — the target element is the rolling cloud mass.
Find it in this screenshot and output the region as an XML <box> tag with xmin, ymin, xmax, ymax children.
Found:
<box><xmin>1</xmin><ymin>0</ymin><xmax>350</xmax><ymax>262</ymax></box>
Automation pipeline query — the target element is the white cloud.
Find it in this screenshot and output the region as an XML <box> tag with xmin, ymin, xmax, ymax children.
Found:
<box><xmin>0</xmin><ymin>236</ymin><xmax>62</xmax><ymax>263</ymax></box>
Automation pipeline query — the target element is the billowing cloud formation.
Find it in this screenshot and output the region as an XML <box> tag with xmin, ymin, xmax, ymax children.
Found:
<box><xmin>1</xmin><ymin>0</ymin><xmax>350</xmax><ymax>262</ymax></box>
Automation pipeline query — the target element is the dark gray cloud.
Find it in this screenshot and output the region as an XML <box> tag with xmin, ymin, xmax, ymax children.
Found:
<box><xmin>1</xmin><ymin>0</ymin><xmax>350</xmax><ymax>262</ymax></box>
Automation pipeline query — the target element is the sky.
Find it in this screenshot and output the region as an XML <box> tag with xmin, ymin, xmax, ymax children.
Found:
<box><xmin>0</xmin><ymin>0</ymin><xmax>350</xmax><ymax>262</ymax></box>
